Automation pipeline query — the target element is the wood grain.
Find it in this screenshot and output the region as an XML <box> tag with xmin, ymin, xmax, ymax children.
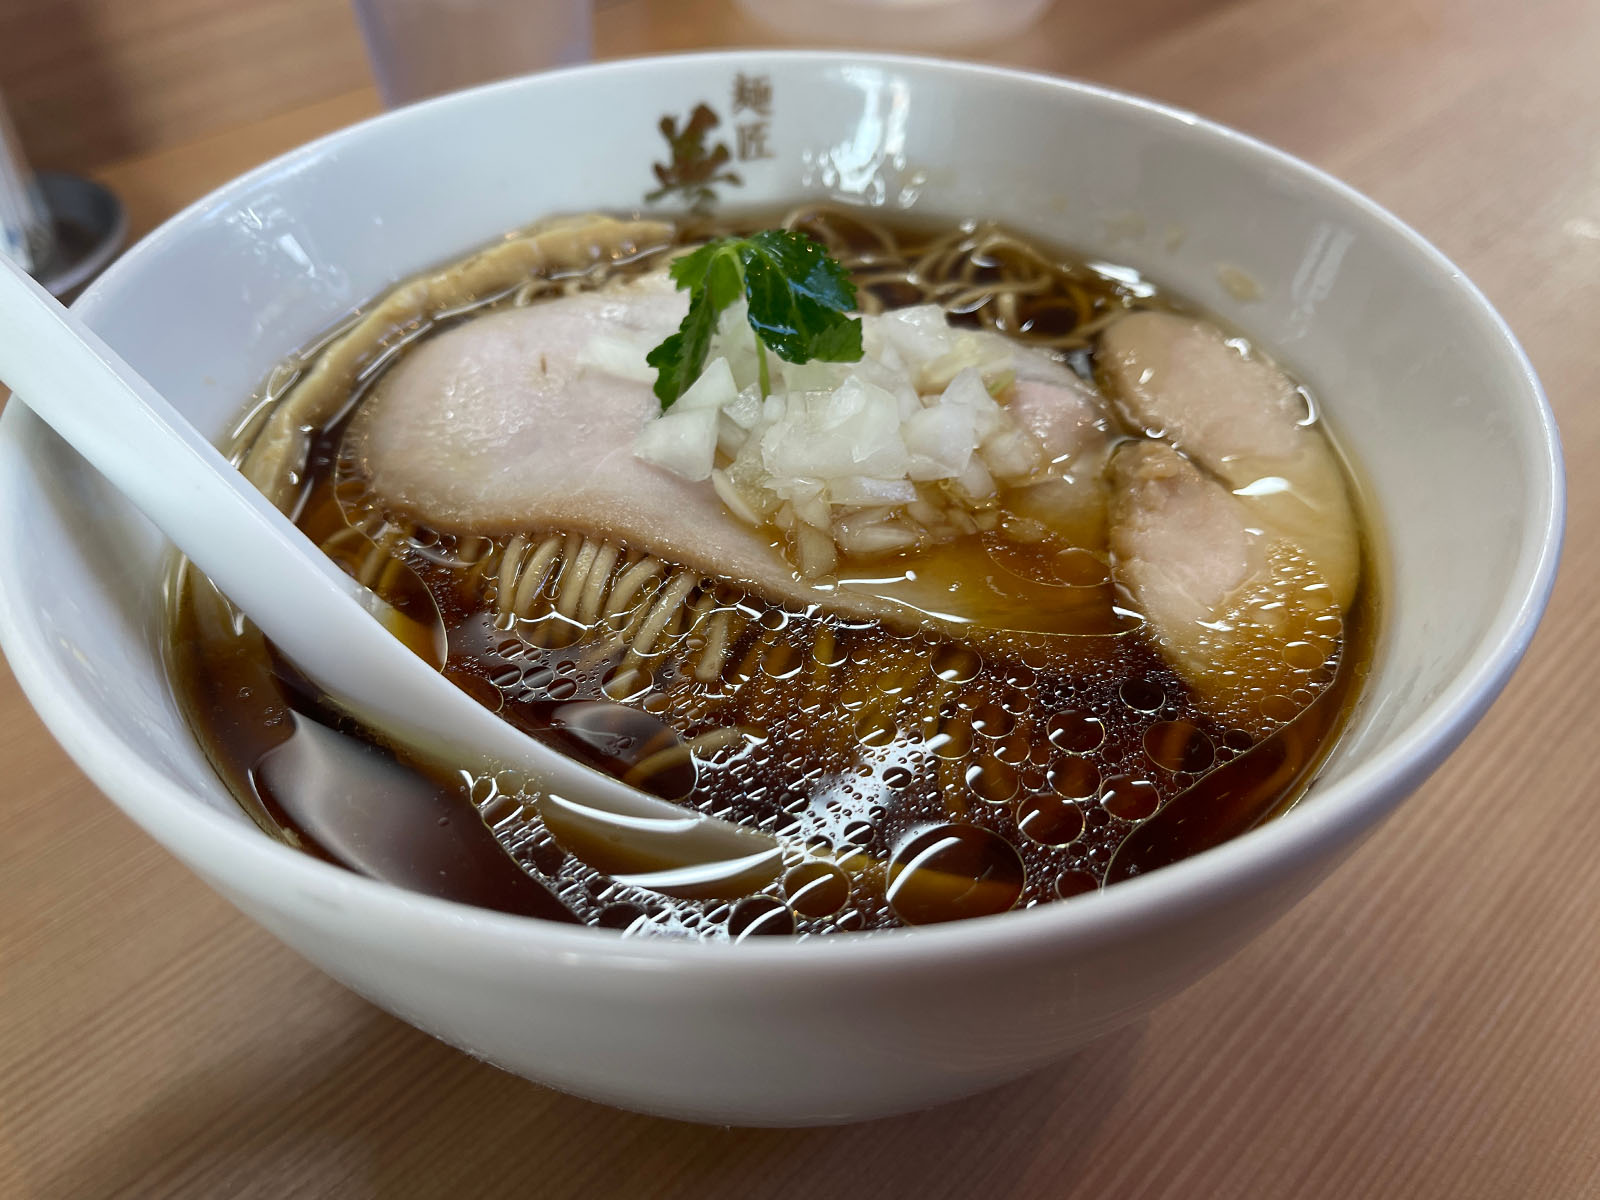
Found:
<box><xmin>6</xmin><ymin>1</ymin><xmax>1600</xmax><ymax>1196</ymax></box>
<box><xmin>0</xmin><ymin>0</ymin><xmax>370</xmax><ymax>171</ymax></box>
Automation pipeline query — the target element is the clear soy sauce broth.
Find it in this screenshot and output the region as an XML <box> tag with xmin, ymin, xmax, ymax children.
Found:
<box><xmin>166</xmin><ymin>208</ymin><xmax>1377</xmax><ymax>938</ymax></box>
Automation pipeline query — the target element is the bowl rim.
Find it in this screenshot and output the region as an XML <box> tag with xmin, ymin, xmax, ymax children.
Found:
<box><xmin>0</xmin><ymin>48</ymin><xmax>1565</xmax><ymax>972</ymax></box>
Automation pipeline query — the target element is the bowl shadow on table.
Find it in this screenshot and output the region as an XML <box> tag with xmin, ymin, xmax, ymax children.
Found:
<box><xmin>55</xmin><ymin>995</ymin><xmax>1149</xmax><ymax>1198</ymax></box>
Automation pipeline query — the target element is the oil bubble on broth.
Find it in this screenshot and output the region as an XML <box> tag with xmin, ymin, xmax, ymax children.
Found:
<box><xmin>165</xmin><ymin>205</ymin><xmax>1377</xmax><ymax>939</ymax></box>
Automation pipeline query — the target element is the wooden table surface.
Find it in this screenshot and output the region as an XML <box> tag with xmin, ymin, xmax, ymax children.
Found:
<box><xmin>5</xmin><ymin>1</ymin><xmax>1600</xmax><ymax>1195</ymax></box>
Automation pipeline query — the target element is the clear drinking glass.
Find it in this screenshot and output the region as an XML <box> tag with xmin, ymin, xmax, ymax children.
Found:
<box><xmin>352</xmin><ymin>0</ymin><xmax>593</xmax><ymax>109</ymax></box>
<box><xmin>0</xmin><ymin>91</ymin><xmax>54</xmax><ymax>275</ymax></box>
<box><xmin>736</xmin><ymin>0</ymin><xmax>1052</xmax><ymax>48</ymax></box>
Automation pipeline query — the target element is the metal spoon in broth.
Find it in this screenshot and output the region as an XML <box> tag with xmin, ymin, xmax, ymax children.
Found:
<box><xmin>0</xmin><ymin>253</ymin><xmax>781</xmax><ymax>890</ymax></box>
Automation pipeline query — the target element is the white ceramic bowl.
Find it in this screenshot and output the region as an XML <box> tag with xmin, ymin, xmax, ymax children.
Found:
<box><xmin>0</xmin><ymin>52</ymin><xmax>1562</xmax><ymax>1126</ymax></box>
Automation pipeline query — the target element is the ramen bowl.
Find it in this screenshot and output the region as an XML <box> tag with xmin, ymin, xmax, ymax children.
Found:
<box><xmin>0</xmin><ymin>52</ymin><xmax>1562</xmax><ymax>1125</ymax></box>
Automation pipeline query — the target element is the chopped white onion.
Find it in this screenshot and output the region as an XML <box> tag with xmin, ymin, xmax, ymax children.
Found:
<box><xmin>980</xmin><ymin>424</ymin><xmax>1045</xmax><ymax>482</ymax></box>
<box><xmin>793</xmin><ymin>489</ymin><xmax>832</xmax><ymax>531</ymax></box>
<box><xmin>827</xmin><ymin>475</ymin><xmax>919</xmax><ymax>506</ymax></box>
<box><xmin>709</xmin><ymin>301</ymin><xmax>763</xmax><ymax>391</ymax></box>
<box><xmin>723</xmin><ymin>442</ymin><xmax>781</xmax><ymax>519</ymax></box>
<box><xmin>782</xmin><ymin>357</ymin><xmax>848</xmax><ymax>393</ymax></box>
<box><xmin>921</xmin><ymin>337</ymin><xmax>1013</xmax><ymax>393</ymax></box>
<box><xmin>710</xmin><ymin>467</ymin><xmax>764</xmax><ymax>525</ymax></box>
<box><xmin>761</xmin><ymin>378</ymin><xmax>909</xmax><ymax>480</ymax></box>
<box><xmin>876</xmin><ymin>305</ymin><xmax>956</xmax><ymax>370</ymax></box>
<box><xmin>834</xmin><ymin>513</ymin><xmax>923</xmax><ymax>555</ymax></box>
<box><xmin>716</xmin><ymin>412</ymin><xmax>749</xmax><ymax>458</ymax></box>
<box><xmin>941</xmin><ymin>367</ymin><xmax>1005</xmax><ymax>438</ymax></box>
<box><xmin>634</xmin><ymin>405</ymin><xmax>719</xmax><ymax>481</ymax></box>
<box><xmin>576</xmin><ymin>335</ymin><xmax>655</xmax><ymax>383</ymax></box>
<box><xmin>723</xmin><ymin>385</ymin><xmax>764</xmax><ymax>430</ymax></box>
<box><xmin>674</xmin><ymin>356</ymin><xmax>739</xmax><ymax>411</ymax></box>
<box><xmin>902</xmin><ymin>403</ymin><xmax>978</xmax><ymax>479</ymax></box>
<box><xmin>955</xmin><ymin>455</ymin><xmax>997</xmax><ymax>501</ymax></box>
<box><xmin>793</xmin><ymin>523</ymin><xmax>839</xmax><ymax>580</ymax></box>
<box><xmin>632</xmin><ymin>300</ymin><xmax>1065</xmax><ymax>574</ymax></box>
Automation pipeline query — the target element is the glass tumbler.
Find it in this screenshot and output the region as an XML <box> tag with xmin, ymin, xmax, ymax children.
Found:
<box><xmin>353</xmin><ymin>0</ymin><xmax>593</xmax><ymax>108</ymax></box>
<box><xmin>0</xmin><ymin>91</ymin><xmax>53</xmax><ymax>275</ymax></box>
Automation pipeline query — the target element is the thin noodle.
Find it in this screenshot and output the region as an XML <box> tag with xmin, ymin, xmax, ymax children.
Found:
<box><xmin>577</xmin><ymin>542</ymin><xmax>621</xmax><ymax>625</ymax></box>
<box><xmin>496</xmin><ymin>534</ymin><xmax>528</xmax><ymax>616</ymax></box>
<box><xmin>627</xmin><ymin>570</ymin><xmax>698</xmax><ymax>662</ymax></box>
<box><xmin>695</xmin><ymin>608</ymin><xmax>735</xmax><ymax>683</ymax></box>
<box><xmin>510</xmin><ymin>534</ymin><xmax>562</xmax><ymax>618</ymax></box>
<box><xmin>555</xmin><ymin>536</ymin><xmax>599</xmax><ymax>618</ymax></box>
<box><xmin>606</xmin><ymin>557</ymin><xmax>665</xmax><ymax>619</ymax></box>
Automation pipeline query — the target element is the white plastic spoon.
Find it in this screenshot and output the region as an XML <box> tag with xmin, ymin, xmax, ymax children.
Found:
<box><xmin>0</xmin><ymin>254</ymin><xmax>778</xmax><ymax>876</ymax></box>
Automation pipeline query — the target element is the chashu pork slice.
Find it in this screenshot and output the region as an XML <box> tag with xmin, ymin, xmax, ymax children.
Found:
<box><xmin>1099</xmin><ymin>311</ymin><xmax>1360</xmax><ymax>611</ymax></box>
<box><xmin>348</xmin><ymin>276</ymin><xmax>1125</xmax><ymax>640</ymax></box>
<box><xmin>1108</xmin><ymin>441</ymin><xmax>1345</xmax><ymax>734</ymax></box>
<box><xmin>1005</xmin><ymin>374</ymin><xmax>1114</xmax><ymax>550</ymax></box>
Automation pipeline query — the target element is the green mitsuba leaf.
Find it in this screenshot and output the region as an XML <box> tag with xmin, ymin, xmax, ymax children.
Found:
<box><xmin>744</xmin><ymin>229</ymin><xmax>858</xmax><ymax>314</ymax></box>
<box><xmin>648</xmin><ymin>248</ymin><xmax>743</xmax><ymax>405</ymax></box>
<box><xmin>648</xmin><ymin>229</ymin><xmax>863</xmax><ymax>408</ymax></box>
<box><xmin>739</xmin><ymin>231</ymin><xmax>861</xmax><ymax>364</ymax></box>
<box><xmin>805</xmin><ymin>315</ymin><xmax>866</xmax><ymax>363</ymax></box>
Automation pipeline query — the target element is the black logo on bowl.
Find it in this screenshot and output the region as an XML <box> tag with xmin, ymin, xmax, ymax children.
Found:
<box><xmin>647</xmin><ymin>75</ymin><xmax>776</xmax><ymax>210</ymax></box>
